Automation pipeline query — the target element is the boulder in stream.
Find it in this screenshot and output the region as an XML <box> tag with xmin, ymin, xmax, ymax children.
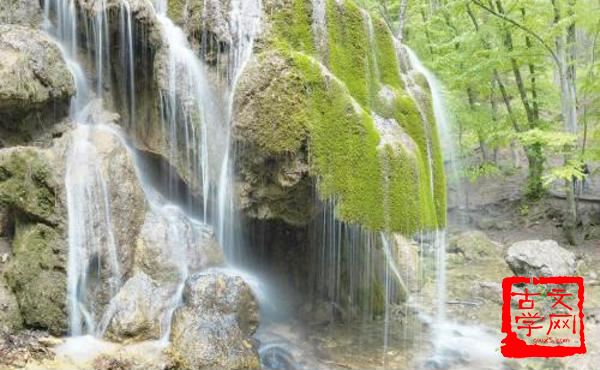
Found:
<box><xmin>505</xmin><ymin>240</ymin><xmax>576</xmax><ymax>277</ymax></box>
<box><xmin>102</xmin><ymin>272</ymin><xmax>170</xmax><ymax>342</ymax></box>
<box><xmin>170</xmin><ymin>271</ymin><xmax>260</xmax><ymax>370</ymax></box>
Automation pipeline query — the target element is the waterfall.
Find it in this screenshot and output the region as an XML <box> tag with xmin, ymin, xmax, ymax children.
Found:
<box><xmin>43</xmin><ymin>0</ymin><xmax>123</xmax><ymax>336</ymax></box>
<box><xmin>42</xmin><ymin>0</ymin><xmax>263</xmax><ymax>338</ymax></box>
<box><xmin>404</xmin><ymin>46</ymin><xmax>465</xmax><ymax>211</ymax></box>
<box><xmin>215</xmin><ymin>0</ymin><xmax>262</xmax><ymax>262</ymax></box>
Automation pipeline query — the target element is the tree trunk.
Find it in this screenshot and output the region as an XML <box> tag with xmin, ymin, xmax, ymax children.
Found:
<box><xmin>525</xmin><ymin>145</ymin><xmax>544</xmax><ymax>200</ymax></box>
<box><xmin>553</xmin><ymin>0</ymin><xmax>579</xmax><ymax>244</ymax></box>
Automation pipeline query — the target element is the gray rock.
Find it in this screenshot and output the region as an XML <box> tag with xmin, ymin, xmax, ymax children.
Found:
<box><xmin>505</xmin><ymin>240</ymin><xmax>576</xmax><ymax>277</ymax></box>
<box><xmin>170</xmin><ymin>271</ymin><xmax>260</xmax><ymax>370</ymax></box>
<box><xmin>0</xmin><ymin>25</ymin><xmax>75</xmax><ymax>146</ymax></box>
<box><xmin>134</xmin><ymin>207</ymin><xmax>224</xmax><ymax>284</ymax></box>
<box><xmin>101</xmin><ymin>272</ymin><xmax>169</xmax><ymax>342</ymax></box>
<box><xmin>0</xmin><ymin>0</ymin><xmax>43</xmax><ymax>28</ymax></box>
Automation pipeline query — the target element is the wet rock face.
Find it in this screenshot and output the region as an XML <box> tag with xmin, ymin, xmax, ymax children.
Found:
<box><xmin>0</xmin><ymin>25</ymin><xmax>75</xmax><ymax>147</ymax></box>
<box><xmin>0</xmin><ymin>122</ymin><xmax>149</xmax><ymax>335</ymax></box>
<box><xmin>134</xmin><ymin>207</ymin><xmax>223</xmax><ymax>284</ymax></box>
<box><xmin>170</xmin><ymin>271</ymin><xmax>260</xmax><ymax>370</ymax></box>
<box><xmin>70</xmin><ymin>123</ymin><xmax>147</xmax><ymax>280</ymax></box>
<box><xmin>506</xmin><ymin>240</ymin><xmax>576</xmax><ymax>277</ymax></box>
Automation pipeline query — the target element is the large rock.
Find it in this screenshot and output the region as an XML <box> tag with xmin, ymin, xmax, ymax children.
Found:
<box><xmin>448</xmin><ymin>230</ymin><xmax>502</xmax><ymax>261</ymax></box>
<box><xmin>0</xmin><ymin>146</ymin><xmax>67</xmax><ymax>335</ymax></box>
<box><xmin>4</xmin><ymin>223</ymin><xmax>67</xmax><ymax>335</ymax></box>
<box><xmin>0</xmin><ymin>120</ymin><xmax>148</xmax><ymax>334</ymax></box>
<box><xmin>0</xmin><ymin>0</ymin><xmax>43</xmax><ymax>28</ymax></box>
<box><xmin>170</xmin><ymin>271</ymin><xmax>260</xmax><ymax>370</ymax></box>
<box><xmin>0</xmin><ymin>25</ymin><xmax>75</xmax><ymax>146</ymax></box>
<box><xmin>101</xmin><ymin>272</ymin><xmax>170</xmax><ymax>342</ymax></box>
<box><xmin>505</xmin><ymin>240</ymin><xmax>576</xmax><ymax>277</ymax></box>
<box><xmin>56</xmin><ymin>122</ymin><xmax>148</xmax><ymax>326</ymax></box>
<box><xmin>233</xmin><ymin>52</ymin><xmax>314</xmax><ymax>226</ymax></box>
<box><xmin>62</xmin><ymin>122</ymin><xmax>148</xmax><ymax>277</ymax></box>
<box><xmin>134</xmin><ymin>207</ymin><xmax>224</xmax><ymax>283</ymax></box>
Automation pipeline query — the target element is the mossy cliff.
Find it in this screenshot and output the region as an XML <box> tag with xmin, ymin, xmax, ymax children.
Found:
<box><xmin>0</xmin><ymin>148</ymin><xmax>68</xmax><ymax>335</ymax></box>
<box><xmin>233</xmin><ymin>0</ymin><xmax>446</xmax><ymax>234</ymax></box>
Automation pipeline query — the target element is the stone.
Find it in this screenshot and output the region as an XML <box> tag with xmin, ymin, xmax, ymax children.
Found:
<box><xmin>233</xmin><ymin>52</ymin><xmax>314</xmax><ymax>226</ymax></box>
<box><xmin>0</xmin><ymin>121</ymin><xmax>149</xmax><ymax>335</ymax></box>
<box><xmin>0</xmin><ymin>25</ymin><xmax>75</xmax><ymax>146</ymax></box>
<box><xmin>170</xmin><ymin>271</ymin><xmax>260</xmax><ymax>370</ymax></box>
<box><xmin>0</xmin><ymin>144</ymin><xmax>68</xmax><ymax>335</ymax></box>
<box><xmin>505</xmin><ymin>240</ymin><xmax>576</xmax><ymax>277</ymax></box>
<box><xmin>388</xmin><ymin>233</ymin><xmax>422</xmax><ymax>293</ymax></box>
<box><xmin>68</xmin><ymin>123</ymin><xmax>147</xmax><ymax>276</ymax></box>
<box><xmin>0</xmin><ymin>276</ymin><xmax>22</xmax><ymax>335</ymax></box>
<box><xmin>0</xmin><ymin>0</ymin><xmax>43</xmax><ymax>28</ymax></box>
<box><xmin>102</xmin><ymin>272</ymin><xmax>169</xmax><ymax>342</ymax></box>
<box><xmin>0</xmin><ymin>146</ymin><xmax>64</xmax><ymax>224</ymax></box>
<box><xmin>134</xmin><ymin>207</ymin><xmax>224</xmax><ymax>283</ymax></box>
<box><xmin>3</xmin><ymin>223</ymin><xmax>67</xmax><ymax>335</ymax></box>
<box><xmin>448</xmin><ymin>230</ymin><xmax>501</xmax><ymax>261</ymax></box>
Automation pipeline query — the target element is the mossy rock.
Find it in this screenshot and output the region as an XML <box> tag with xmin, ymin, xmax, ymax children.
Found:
<box><xmin>4</xmin><ymin>222</ymin><xmax>67</xmax><ymax>335</ymax></box>
<box><xmin>233</xmin><ymin>0</ymin><xmax>446</xmax><ymax>234</ymax></box>
<box><xmin>448</xmin><ymin>230</ymin><xmax>502</xmax><ymax>262</ymax></box>
<box><xmin>0</xmin><ymin>278</ymin><xmax>23</xmax><ymax>334</ymax></box>
<box><xmin>0</xmin><ymin>148</ymin><xmax>60</xmax><ymax>223</ymax></box>
<box><xmin>0</xmin><ymin>25</ymin><xmax>74</xmax><ymax>146</ymax></box>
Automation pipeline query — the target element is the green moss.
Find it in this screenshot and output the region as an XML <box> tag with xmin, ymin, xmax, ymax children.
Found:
<box><xmin>272</xmin><ymin>0</ymin><xmax>315</xmax><ymax>55</ymax></box>
<box><xmin>325</xmin><ymin>0</ymin><xmax>370</xmax><ymax>107</ymax></box>
<box><xmin>4</xmin><ymin>222</ymin><xmax>67</xmax><ymax>335</ymax></box>
<box><xmin>372</xmin><ymin>17</ymin><xmax>403</xmax><ymax>90</ymax></box>
<box><xmin>258</xmin><ymin>0</ymin><xmax>447</xmax><ymax>232</ymax></box>
<box><xmin>236</xmin><ymin>52</ymin><xmax>309</xmax><ymax>154</ymax></box>
<box><xmin>167</xmin><ymin>0</ymin><xmax>186</xmax><ymax>23</ymax></box>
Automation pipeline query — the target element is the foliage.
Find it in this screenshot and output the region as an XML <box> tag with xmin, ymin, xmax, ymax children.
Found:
<box><xmin>387</xmin><ymin>0</ymin><xmax>600</xmax><ymax>205</ymax></box>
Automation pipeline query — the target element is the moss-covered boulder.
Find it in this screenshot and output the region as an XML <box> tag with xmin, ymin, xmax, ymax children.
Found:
<box><xmin>231</xmin><ymin>0</ymin><xmax>446</xmax><ymax>234</ymax></box>
<box><xmin>4</xmin><ymin>222</ymin><xmax>67</xmax><ymax>335</ymax></box>
<box><xmin>0</xmin><ymin>25</ymin><xmax>75</xmax><ymax>147</ymax></box>
<box><xmin>448</xmin><ymin>230</ymin><xmax>502</xmax><ymax>262</ymax></box>
<box><xmin>0</xmin><ymin>148</ymin><xmax>63</xmax><ymax>224</ymax></box>
<box><xmin>0</xmin><ymin>145</ymin><xmax>67</xmax><ymax>334</ymax></box>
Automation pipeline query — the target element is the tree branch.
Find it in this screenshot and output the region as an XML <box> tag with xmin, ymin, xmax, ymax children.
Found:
<box><xmin>471</xmin><ymin>0</ymin><xmax>560</xmax><ymax>66</ymax></box>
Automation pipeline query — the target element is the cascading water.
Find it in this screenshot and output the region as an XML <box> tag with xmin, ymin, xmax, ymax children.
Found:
<box><xmin>42</xmin><ymin>0</ymin><xmax>265</xmax><ymax>340</ymax></box>
<box><xmin>43</xmin><ymin>0</ymin><xmax>125</xmax><ymax>336</ymax></box>
<box><xmin>402</xmin><ymin>46</ymin><xmax>503</xmax><ymax>370</ymax></box>
<box><xmin>404</xmin><ymin>46</ymin><xmax>463</xmax><ymax>207</ymax></box>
